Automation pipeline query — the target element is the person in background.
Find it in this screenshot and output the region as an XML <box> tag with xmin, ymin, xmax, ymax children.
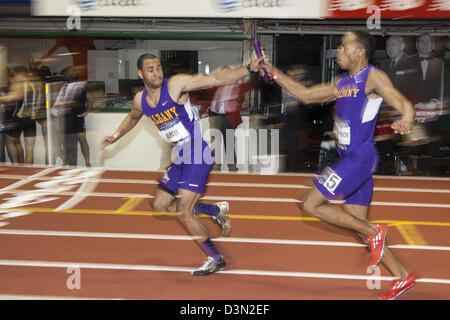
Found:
<box><xmin>206</xmin><ymin>66</ymin><xmax>252</xmax><ymax>172</ymax></box>
<box><xmin>0</xmin><ymin>66</ymin><xmax>29</xmax><ymax>165</ymax></box>
<box><xmin>53</xmin><ymin>66</ymin><xmax>91</xmax><ymax>167</ymax></box>
<box><xmin>268</xmin><ymin>64</ymin><xmax>313</xmax><ymax>172</ymax></box>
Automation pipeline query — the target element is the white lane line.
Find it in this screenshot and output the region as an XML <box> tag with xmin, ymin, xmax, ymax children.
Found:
<box><xmin>1</xmin><ymin>174</ymin><xmax>450</xmax><ymax>193</ymax></box>
<box><xmin>5</xmin><ymin>165</ymin><xmax>450</xmax><ymax>180</ymax></box>
<box><xmin>0</xmin><ymin>189</ymin><xmax>449</xmax><ymax>208</ymax></box>
<box><xmin>0</xmin><ymin>259</ymin><xmax>448</xmax><ymax>284</ymax></box>
<box><xmin>54</xmin><ymin>170</ymin><xmax>104</xmax><ymax>212</ymax></box>
<box><xmin>375</xmin><ymin>175</ymin><xmax>450</xmax><ymax>181</ymax></box>
<box><xmin>368</xmin><ymin>201</ymin><xmax>450</xmax><ymax>209</ymax></box>
<box><xmin>0</xmin><ymin>168</ymin><xmax>58</xmax><ymax>194</ymax></box>
<box><xmin>0</xmin><ymin>229</ymin><xmax>202</xmax><ymax>241</ymax></box>
<box><xmin>1</xmin><ymin>229</ymin><xmax>449</xmax><ymax>252</ymax></box>
<box><xmin>2</xmin><ymin>189</ymin><xmax>151</xmax><ymax>199</ymax></box>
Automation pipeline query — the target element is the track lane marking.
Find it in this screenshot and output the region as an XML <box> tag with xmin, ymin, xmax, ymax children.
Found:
<box><xmin>393</xmin><ymin>224</ymin><xmax>428</xmax><ymax>246</ymax></box>
<box><xmin>2</xmin><ymin>191</ymin><xmax>449</xmax><ymax>208</ymax></box>
<box><xmin>1</xmin><ymin>174</ymin><xmax>450</xmax><ymax>193</ymax></box>
<box><xmin>0</xmin><ymin>259</ymin><xmax>449</xmax><ymax>284</ymax></box>
<box><xmin>0</xmin><ymin>168</ymin><xmax>58</xmax><ymax>194</ymax></box>
<box><xmin>2</xmin><ymin>207</ymin><xmax>450</xmax><ymax>228</ymax></box>
<box><xmin>0</xmin><ymin>229</ymin><xmax>448</xmax><ymax>251</ymax></box>
<box><xmin>114</xmin><ymin>197</ymin><xmax>146</xmax><ymax>213</ymax></box>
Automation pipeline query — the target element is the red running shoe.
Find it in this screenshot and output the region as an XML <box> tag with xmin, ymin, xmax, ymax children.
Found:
<box><xmin>366</xmin><ymin>224</ymin><xmax>387</xmax><ymax>267</ymax></box>
<box><xmin>377</xmin><ymin>273</ymin><xmax>417</xmax><ymax>300</ymax></box>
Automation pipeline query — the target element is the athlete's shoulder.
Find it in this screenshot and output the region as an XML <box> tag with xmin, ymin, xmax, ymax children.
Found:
<box><xmin>132</xmin><ymin>89</ymin><xmax>144</xmax><ymax>111</ymax></box>
<box><xmin>134</xmin><ymin>88</ymin><xmax>144</xmax><ymax>101</ymax></box>
<box><xmin>367</xmin><ymin>67</ymin><xmax>390</xmax><ymax>83</ymax></box>
<box><xmin>366</xmin><ymin>67</ymin><xmax>394</xmax><ymax>96</ymax></box>
<box><xmin>167</xmin><ymin>74</ymin><xmax>191</xmax><ymax>88</ymax></box>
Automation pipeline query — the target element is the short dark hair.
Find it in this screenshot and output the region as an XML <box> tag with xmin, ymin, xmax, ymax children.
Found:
<box><xmin>137</xmin><ymin>53</ymin><xmax>159</xmax><ymax>70</ymax></box>
<box><xmin>352</xmin><ymin>31</ymin><xmax>376</xmax><ymax>60</ymax></box>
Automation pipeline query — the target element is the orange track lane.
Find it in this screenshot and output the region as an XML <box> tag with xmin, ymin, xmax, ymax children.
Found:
<box><xmin>0</xmin><ymin>165</ymin><xmax>449</xmax><ymax>301</ymax></box>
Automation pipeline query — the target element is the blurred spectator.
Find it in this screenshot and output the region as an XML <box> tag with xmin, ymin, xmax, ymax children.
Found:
<box><xmin>409</xmin><ymin>33</ymin><xmax>444</xmax><ymax>126</ymax></box>
<box><xmin>0</xmin><ymin>66</ymin><xmax>29</xmax><ymax>164</ymax></box>
<box><xmin>14</xmin><ymin>67</ymin><xmax>47</xmax><ymax>165</ymax></box>
<box><xmin>402</xmin><ymin>34</ymin><xmax>444</xmax><ymax>173</ymax></box>
<box><xmin>380</xmin><ymin>36</ymin><xmax>417</xmax><ymax>96</ymax></box>
<box><xmin>204</xmin><ymin>66</ymin><xmax>252</xmax><ymax>172</ymax></box>
<box><xmin>53</xmin><ymin>66</ymin><xmax>91</xmax><ymax>167</ymax></box>
<box><xmin>268</xmin><ymin>65</ymin><xmax>319</xmax><ymax>172</ymax></box>
<box><xmin>32</xmin><ymin>65</ymin><xmax>52</xmax><ymax>165</ymax></box>
<box><xmin>377</xmin><ymin>33</ymin><xmax>445</xmax><ymax>175</ymax></box>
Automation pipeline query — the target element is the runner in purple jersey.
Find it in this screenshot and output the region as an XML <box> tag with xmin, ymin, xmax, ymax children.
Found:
<box><xmin>260</xmin><ymin>31</ymin><xmax>417</xmax><ymax>300</ymax></box>
<box><xmin>101</xmin><ymin>53</ymin><xmax>261</xmax><ymax>276</ymax></box>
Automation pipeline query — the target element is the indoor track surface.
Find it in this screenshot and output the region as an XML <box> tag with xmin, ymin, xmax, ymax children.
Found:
<box><xmin>0</xmin><ymin>165</ymin><xmax>449</xmax><ymax>300</ymax></box>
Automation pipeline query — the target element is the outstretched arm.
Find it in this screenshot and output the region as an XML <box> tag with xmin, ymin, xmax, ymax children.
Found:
<box><xmin>367</xmin><ymin>69</ymin><xmax>414</xmax><ymax>135</ymax></box>
<box><xmin>167</xmin><ymin>56</ymin><xmax>262</xmax><ymax>101</ymax></box>
<box><xmin>260</xmin><ymin>59</ymin><xmax>336</xmax><ymax>105</ymax></box>
<box><xmin>101</xmin><ymin>92</ymin><xmax>144</xmax><ymax>151</ymax></box>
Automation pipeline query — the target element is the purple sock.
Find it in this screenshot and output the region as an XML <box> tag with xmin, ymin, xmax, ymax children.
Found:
<box><xmin>194</xmin><ymin>203</ymin><xmax>220</xmax><ymax>217</ymax></box>
<box><xmin>198</xmin><ymin>238</ymin><xmax>222</xmax><ymax>263</ymax></box>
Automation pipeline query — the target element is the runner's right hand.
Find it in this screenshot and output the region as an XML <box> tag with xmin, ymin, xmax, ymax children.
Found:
<box><xmin>100</xmin><ymin>136</ymin><xmax>116</xmax><ymax>151</ymax></box>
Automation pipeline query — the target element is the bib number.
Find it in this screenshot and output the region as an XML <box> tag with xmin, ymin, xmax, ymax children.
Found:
<box><xmin>336</xmin><ymin>119</ymin><xmax>350</xmax><ymax>147</ymax></box>
<box><xmin>158</xmin><ymin>118</ymin><xmax>190</xmax><ymax>143</ymax></box>
<box><xmin>324</xmin><ymin>173</ymin><xmax>342</xmax><ymax>194</ymax></box>
<box><xmin>318</xmin><ymin>167</ymin><xmax>342</xmax><ymax>195</ymax></box>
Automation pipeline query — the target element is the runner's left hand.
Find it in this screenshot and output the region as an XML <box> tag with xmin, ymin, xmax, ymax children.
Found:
<box><xmin>391</xmin><ymin>118</ymin><xmax>413</xmax><ymax>135</ymax></box>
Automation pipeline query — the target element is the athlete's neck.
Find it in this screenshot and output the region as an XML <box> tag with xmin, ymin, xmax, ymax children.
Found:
<box><xmin>144</xmin><ymin>84</ymin><xmax>162</xmax><ymax>107</ymax></box>
<box><xmin>348</xmin><ymin>62</ymin><xmax>369</xmax><ymax>77</ymax></box>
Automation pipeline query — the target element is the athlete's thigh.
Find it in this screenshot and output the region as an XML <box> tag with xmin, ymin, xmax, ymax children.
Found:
<box><xmin>152</xmin><ymin>185</ymin><xmax>177</xmax><ymax>212</ymax></box>
<box><xmin>302</xmin><ymin>184</ymin><xmax>330</xmax><ymax>209</ymax></box>
<box><xmin>177</xmin><ymin>187</ymin><xmax>202</xmax><ymax>212</ymax></box>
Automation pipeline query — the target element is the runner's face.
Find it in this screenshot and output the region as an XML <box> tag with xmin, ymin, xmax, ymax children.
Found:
<box><xmin>139</xmin><ymin>58</ymin><xmax>164</xmax><ymax>88</ymax></box>
<box><xmin>337</xmin><ymin>33</ymin><xmax>363</xmax><ymax>70</ymax></box>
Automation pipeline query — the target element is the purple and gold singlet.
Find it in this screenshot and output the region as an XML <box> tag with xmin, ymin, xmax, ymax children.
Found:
<box><xmin>314</xmin><ymin>65</ymin><xmax>382</xmax><ymax>206</ymax></box>
<box><xmin>141</xmin><ymin>78</ymin><xmax>214</xmax><ymax>195</ymax></box>
<box><xmin>334</xmin><ymin>65</ymin><xmax>383</xmax><ymax>154</ymax></box>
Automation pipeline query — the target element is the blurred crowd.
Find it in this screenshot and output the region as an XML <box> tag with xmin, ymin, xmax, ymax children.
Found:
<box><xmin>0</xmin><ymin>32</ymin><xmax>449</xmax><ymax>176</ymax></box>
<box><xmin>0</xmin><ymin>59</ymin><xmax>103</xmax><ymax>167</ymax></box>
<box><xmin>259</xmin><ymin>33</ymin><xmax>450</xmax><ymax>176</ymax></box>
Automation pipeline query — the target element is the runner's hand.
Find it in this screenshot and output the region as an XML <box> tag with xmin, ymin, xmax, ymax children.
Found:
<box><xmin>260</xmin><ymin>58</ymin><xmax>276</xmax><ymax>79</ymax></box>
<box><xmin>101</xmin><ymin>135</ymin><xmax>117</xmax><ymax>151</ymax></box>
<box><xmin>391</xmin><ymin>118</ymin><xmax>412</xmax><ymax>135</ymax></box>
<box><xmin>249</xmin><ymin>54</ymin><xmax>264</xmax><ymax>73</ymax></box>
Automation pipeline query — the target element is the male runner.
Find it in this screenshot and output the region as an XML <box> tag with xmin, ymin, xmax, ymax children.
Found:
<box><xmin>260</xmin><ymin>31</ymin><xmax>417</xmax><ymax>299</ymax></box>
<box><xmin>101</xmin><ymin>53</ymin><xmax>261</xmax><ymax>275</ymax></box>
